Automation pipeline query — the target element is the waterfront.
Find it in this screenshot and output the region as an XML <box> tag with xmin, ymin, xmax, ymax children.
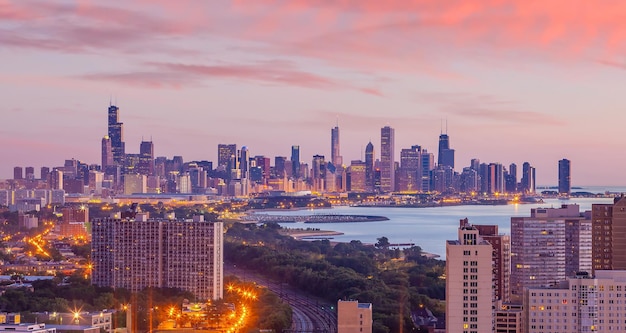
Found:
<box><xmin>259</xmin><ymin>197</ymin><xmax>617</xmax><ymax>259</ymax></box>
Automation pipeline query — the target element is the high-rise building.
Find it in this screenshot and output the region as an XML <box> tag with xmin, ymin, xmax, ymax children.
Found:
<box><xmin>364</xmin><ymin>142</ymin><xmax>375</xmax><ymax>192</ymax></box>
<box><xmin>524</xmin><ymin>270</ymin><xmax>626</xmax><ymax>333</ymax></box>
<box><xmin>124</xmin><ymin>174</ymin><xmax>147</xmax><ymax>194</ymax></box>
<box><xmin>510</xmin><ymin>204</ymin><xmax>591</xmax><ymax>302</ymax></box>
<box><xmin>337</xmin><ymin>300</ymin><xmax>372</xmax><ymax>333</ymax></box>
<box><xmin>460</xmin><ymin>167</ymin><xmax>478</xmax><ymax>193</ymax></box>
<box><xmin>101</xmin><ymin>136</ymin><xmax>113</xmax><ymax>169</ymax></box>
<box><xmin>487</xmin><ymin>163</ymin><xmax>504</xmax><ymax>194</ymax></box>
<box><xmin>420</xmin><ymin>150</ymin><xmax>434</xmax><ymax>192</ymax></box>
<box><xmin>331</xmin><ymin>125</ymin><xmax>342</xmax><ymax>167</ymax></box>
<box><xmin>239</xmin><ymin>146</ymin><xmax>250</xmax><ymax>179</ymax></box>
<box><xmin>558</xmin><ymin>158</ymin><xmax>571</xmax><ymax>195</ymax></box>
<box><xmin>92</xmin><ymin>215</ymin><xmax>223</xmax><ymax>301</ymax></box>
<box><xmin>473</xmin><ymin>224</ymin><xmax>511</xmax><ymax>303</ymax></box>
<box><xmin>24</xmin><ymin>167</ymin><xmax>34</xmax><ymax>180</ymax></box>
<box><xmin>591</xmin><ymin>196</ymin><xmax>626</xmax><ymax>273</ymax></box>
<box><xmin>274</xmin><ymin>156</ymin><xmax>287</xmax><ymax>178</ymax></box>
<box><xmin>446</xmin><ymin>219</ymin><xmax>494</xmax><ymax>333</ymax></box>
<box><xmin>137</xmin><ymin>141</ymin><xmax>154</xmax><ymax>176</ymax></box>
<box><xmin>291</xmin><ymin>145</ymin><xmax>300</xmax><ymax>179</ymax></box>
<box><xmin>40</xmin><ymin>167</ymin><xmax>50</xmax><ymax>182</ymax></box>
<box><xmin>437</xmin><ymin>133</ymin><xmax>455</xmax><ymax>169</ymax></box>
<box><xmin>254</xmin><ymin>156</ymin><xmax>270</xmax><ymax>182</ymax></box>
<box><xmin>348</xmin><ymin>160</ymin><xmax>366</xmax><ymax>192</ymax></box>
<box><xmin>311</xmin><ymin>155</ymin><xmax>326</xmax><ymax>192</ymax></box>
<box><xmin>13</xmin><ymin>167</ymin><xmax>23</xmax><ymax>180</ymax></box>
<box><xmin>521</xmin><ymin>162</ymin><xmax>536</xmax><ymax>194</ymax></box>
<box><xmin>397</xmin><ymin>145</ymin><xmax>421</xmax><ymax>192</ymax></box>
<box><xmin>380</xmin><ymin>126</ymin><xmax>395</xmax><ymax>192</ymax></box>
<box><xmin>218</xmin><ymin>144</ymin><xmax>237</xmax><ymax>170</ymax></box>
<box><xmin>107</xmin><ymin>104</ymin><xmax>125</xmax><ymax>166</ymax></box>
<box><xmin>505</xmin><ymin>163</ymin><xmax>517</xmax><ymax>193</ymax></box>
<box><xmin>49</xmin><ymin>169</ymin><xmax>63</xmax><ymax>190</ymax></box>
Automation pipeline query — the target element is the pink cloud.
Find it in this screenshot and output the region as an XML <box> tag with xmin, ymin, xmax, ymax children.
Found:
<box><xmin>77</xmin><ymin>60</ymin><xmax>384</xmax><ymax>95</ymax></box>
<box><xmin>416</xmin><ymin>92</ymin><xmax>566</xmax><ymax>126</ymax></box>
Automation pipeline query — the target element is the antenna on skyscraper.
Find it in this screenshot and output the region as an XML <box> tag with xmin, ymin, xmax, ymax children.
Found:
<box><xmin>446</xmin><ymin>118</ymin><xmax>448</xmax><ymax>134</ymax></box>
<box><xmin>440</xmin><ymin>119</ymin><xmax>443</xmax><ymax>135</ymax></box>
<box><xmin>109</xmin><ymin>94</ymin><xmax>112</xmax><ymax>106</ymax></box>
<box><xmin>336</xmin><ymin>115</ymin><xmax>339</xmax><ymax>127</ymax></box>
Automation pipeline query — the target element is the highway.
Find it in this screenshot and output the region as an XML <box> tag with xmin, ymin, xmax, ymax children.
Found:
<box><xmin>226</xmin><ymin>263</ymin><xmax>337</xmax><ymax>333</ymax></box>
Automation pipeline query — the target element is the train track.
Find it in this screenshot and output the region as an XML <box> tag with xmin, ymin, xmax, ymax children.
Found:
<box><xmin>226</xmin><ymin>263</ymin><xmax>337</xmax><ymax>333</ymax></box>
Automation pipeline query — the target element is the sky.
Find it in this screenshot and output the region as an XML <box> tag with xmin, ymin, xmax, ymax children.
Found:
<box><xmin>2</xmin><ymin>0</ymin><xmax>626</xmax><ymax>186</ymax></box>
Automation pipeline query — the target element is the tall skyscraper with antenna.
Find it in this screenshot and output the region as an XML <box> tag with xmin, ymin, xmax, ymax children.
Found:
<box><xmin>107</xmin><ymin>104</ymin><xmax>125</xmax><ymax>166</ymax></box>
<box><xmin>438</xmin><ymin>121</ymin><xmax>455</xmax><ymax>169</ymax></box>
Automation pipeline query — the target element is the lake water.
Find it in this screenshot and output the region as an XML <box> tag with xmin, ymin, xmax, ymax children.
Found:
<box><xmin>264</xmin><ymin>196</ymin><xmax>620</xmax><ymax>260</ymax></box>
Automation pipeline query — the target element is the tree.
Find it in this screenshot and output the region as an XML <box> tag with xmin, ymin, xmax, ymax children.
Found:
<box><xmin>375</xmin><ymin>236</ymin><xmax>390</xmax><ymax>248</ymax></box>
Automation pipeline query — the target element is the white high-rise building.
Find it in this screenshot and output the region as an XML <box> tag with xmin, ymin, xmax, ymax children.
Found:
<box><xmin>446</xmin><ymin>219</ymin><xmax>494</xmax><ymax>333</ymax></box>
<box><xmin>92</xmin><ymin>216</ymin><xmax>223</xmax><ymax>300</ymax></box>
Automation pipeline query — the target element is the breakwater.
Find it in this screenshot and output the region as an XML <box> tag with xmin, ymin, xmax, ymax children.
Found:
<box><xmin>243</xmin><ymin>214</ymin><xmax>389</xmax><ymax>223</ymax></box>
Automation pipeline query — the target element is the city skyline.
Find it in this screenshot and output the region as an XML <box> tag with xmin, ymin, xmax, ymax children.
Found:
<box><xmin>2</xmin><ymin>1</ymin><xmax>626</xmax><ymax>185</ymax></box>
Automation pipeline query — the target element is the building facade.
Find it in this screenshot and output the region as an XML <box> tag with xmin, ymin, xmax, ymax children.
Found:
<box><xmin>446</xmin><ymin>219</ymin><xmax>494</xmax><ymax>333</ymax></box>
<box><xmin>91</xmin><ymin>216</ymin><xmax>223</xmax><ymax>300</ymax></box>
<box><xmin>525</xmin><ymin>270</ymin><xmax>626</xmax><ymax>333</ymax></box>
<box><xmin>591</xmin><ymin>196</ymin><xmax>626</xmax><ymax>273</ymax></box>
<box><xmin>337</xmin><ymin>300</ymin><xmax>372</xmax><ymax>333</ymax></box>
<box><xmin>510</xmin><ymin>204</ymin><xmax>591</xmax><ymax>302</ymax></box>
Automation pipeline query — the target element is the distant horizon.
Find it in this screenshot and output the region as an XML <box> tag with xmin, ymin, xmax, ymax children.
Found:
<box><xmin>3</xmin><ymin>2</ymin><xmax>626</xmax><ymax>184</ymax></box>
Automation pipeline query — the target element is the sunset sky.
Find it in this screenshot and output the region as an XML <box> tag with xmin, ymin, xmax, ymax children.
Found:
<box><xmin>2</xmin><ymin>1</ymin><xmax>626</xmax><ymax>185</ymax></box>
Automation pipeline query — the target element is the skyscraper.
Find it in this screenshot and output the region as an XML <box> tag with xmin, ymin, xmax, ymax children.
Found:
<box><xmin>13</xmin><ymin>167</ymin><xmax>23</xmax><ymax>180</ymax></box>
<box><xmin>365</xmin><ymin>142</ymin><xmax>375</xmax><ymax>192</ymax></box>
<box><xmin>92</xmin><ymin>215</ymin><xmax>223</xmax><ymax>301</ymax></box>
<box><xmin>291</xmin><ymin>145</ymin><xmax>300</xmax><ymax>178</ymax></box>
<box><xmin>217</xmin><ymin>144</ymin><xmax>237</xmax><ymax>169</ymax></box>
<box><xmin>438</xmin><ymin>133</ymin><xmax>455</xmax><ymax>169</ymax></box>
<box><xmin>107</xmin><ymin>104</ymin><xmax>125</xmax><ymax>166</ymax></box>
<box><xmin>312</xmin><ymin>155</ymin><xmax>326</xmax><ymax>192</ymax></box>
<box><xmin>398</xmin><ymin>145</ymin><xmax>421</xmax><ymax>192</ymax></box>
<box><xmin>558</xmin><ymin>158</ymin><xmax>571</xmax><ymax>195</ymax></box>
<box><xmin>473</xmin><ymin>224</ymin><xmax>511</xmax><ymax>303</ymax></box>
<box><xmin>380</xmin><ymin>126</ymin><xmax>395</xmax><ymax>192</ymax></box>
<box><xmin>331</xmin><ymin>125</ymin><xmax>343</xmax><ymax>167</ymax></box>
<box><xmin>101</xmin><ymin>136</ymin><xmax>113</xmax><ymax>169</ymax></box>
<box><xmin>239</xmin><ymin>146</ymin><xmax>250</xmax><ymax>179</ymax></box>
<box><xmin>420</xmin><ymin>149</ymin><xmax>434</xmax><ymax>192</ymax></box>
<box><xmin>446</xmin><ymin>219</ymin><xmax>494</xmax><ymax>332</ymax></box>
<box><xmin>591</xmin><ymin>196</ymin><xmax>626</xmax><ymax>273</ymax></box>
<box><xmin>348</xmin><ymin>160</ymin><xmax>366</xmax><ymax>192</ymax></box>
<box><xmin>510</xmin><ymin>204</ymin><xmax>590</xmax><ymax>302</ymax></box>
<box><xmin>521</xmin><ymin>162</ymin><xmax>536</xmax><ymax>194</ymax></box>
<box><xmin>505</xmin><ymin>163</ymin><xmax>517</xmax><ymax>193</ymax></box>
<box><xmin>25</xmin><ymin>167</ymin><xmax>34</xmax><ymax>180</ymax></box>
<box><xmin>137</xmin><ymin>140</ymin><xmax>154</xmax><ymax>176</ymax></box>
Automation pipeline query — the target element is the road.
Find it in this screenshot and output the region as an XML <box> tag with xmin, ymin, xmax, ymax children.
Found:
<box><xmin>226</xmin><ymin>263</ymin><xmax>337</xmax><ymax>333</ymax></box>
